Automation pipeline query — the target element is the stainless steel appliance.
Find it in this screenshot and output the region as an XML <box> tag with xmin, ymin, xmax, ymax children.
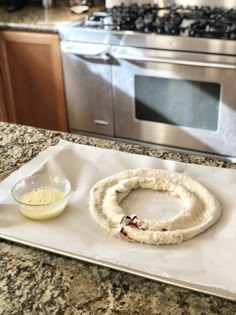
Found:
<box><xmin>59</xmin><ymin>2</ymin><xmax>236</xmax><ymax>157</ymax></box>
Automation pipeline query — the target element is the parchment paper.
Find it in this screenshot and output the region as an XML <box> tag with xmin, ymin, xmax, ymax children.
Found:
<box><xmin>0</xmin><ymin>140</ymin><xmax>236</xmax><ymax>299</ymax></box>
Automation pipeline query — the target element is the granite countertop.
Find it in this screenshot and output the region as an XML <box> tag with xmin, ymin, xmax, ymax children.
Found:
<box><xmin>0</xmin><ymin>1</ymin><xmax>88</xmax><ymax>32</ymax></box>
<box><xmin>0</xmin><ymin>122</ymin><xmax>236</xmax><ymax>314</ymax></box>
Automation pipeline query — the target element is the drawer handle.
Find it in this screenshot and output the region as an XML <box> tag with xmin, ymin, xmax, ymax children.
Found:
<box><xmin>94</xmin><ymin>120</ymin><xmax>109</xmax><ymax>126</ymax></box>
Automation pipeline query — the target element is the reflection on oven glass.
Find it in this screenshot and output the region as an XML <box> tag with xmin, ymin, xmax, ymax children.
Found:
<box><xmin>134</xmin><ymin>75</ymin><xmax>221</xmax><ymax>131</ymax></box>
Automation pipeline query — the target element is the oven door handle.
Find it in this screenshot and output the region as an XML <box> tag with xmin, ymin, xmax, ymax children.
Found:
<box><xmin>61</xmin><ymin>42</ymin><xmax>110</xmax><ymax>60</ymax></box>
<box><xmin>114</xmin><ymin>53</ymin><xmax>236</xmax><ymax>69</ymax></box>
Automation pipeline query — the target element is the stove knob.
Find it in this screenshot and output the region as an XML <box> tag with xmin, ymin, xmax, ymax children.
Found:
<box><xmin>189</xmin><ymin>29</ymin><xmax>195</xmax><ymax>37</ymax></box>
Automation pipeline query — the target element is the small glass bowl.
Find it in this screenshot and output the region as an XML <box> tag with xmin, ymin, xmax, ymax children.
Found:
<box><xmin>11</xmin><ymin>175</ymin><xmax>71</xmax><ymax>220</ymax></box>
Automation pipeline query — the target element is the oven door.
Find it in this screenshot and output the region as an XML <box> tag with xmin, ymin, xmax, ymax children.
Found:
<box><xmin>112</xmin><ymin>46</ymin><xmax>236</xmax><ymax>156</ymax></box>
<box><xmin>61</xmin><ymin>41</ymin><xmax>114</xmax><ymax>136</ymax></box>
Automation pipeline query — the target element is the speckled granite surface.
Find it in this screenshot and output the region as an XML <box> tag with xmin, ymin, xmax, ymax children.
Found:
<box><xmin>0</xmin><ymin>122</ymin><xmax>236</xmax><ymax>314</ymax></box>
<box><xmin>0</xmin><ymin>2</ymin><xmax>86</xmax><ymax>32</ymax></box>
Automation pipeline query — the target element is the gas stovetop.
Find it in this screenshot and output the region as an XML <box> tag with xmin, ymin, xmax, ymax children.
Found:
<box><xmin>59</xmin><ymin>3</ymin><xmax>236</xmax><ymax>56</ymax></box>
<box><xmin>84</xmin><ymin>4</ymin><xmax>236</xmax><ymax>40</ymax></box>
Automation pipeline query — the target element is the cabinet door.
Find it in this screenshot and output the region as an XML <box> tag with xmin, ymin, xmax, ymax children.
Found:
<box><xmin>0</xmin><ymin>40</ymin><xmax>8</xmax><ymax>122</ymax></box>
<box><xmin>0</xmin><ymin>31</ymin><xmax>68</xmax><ymax>131</ymax></box>
<box><xmin>0</xmin><ymin>67</ymin><xmax>8</xmax><ymax>122</ymax></box>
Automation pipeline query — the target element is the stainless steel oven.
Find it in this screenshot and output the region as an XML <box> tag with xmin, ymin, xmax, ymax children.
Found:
<box><xmin>59</xmin><ymin>1</ymin><xmax>236</xmax><ymax>157</ymax></box>
<box><xmin>112</xmin><ymin>46</ymin><xmax>236</xmax><ymax>155</ymax></box>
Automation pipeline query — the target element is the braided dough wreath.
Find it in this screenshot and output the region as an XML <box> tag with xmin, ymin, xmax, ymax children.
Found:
<box><xmin>89</xmin><ymin>168</ymin><xmax>221</xmax><ymax>245</ymax></box>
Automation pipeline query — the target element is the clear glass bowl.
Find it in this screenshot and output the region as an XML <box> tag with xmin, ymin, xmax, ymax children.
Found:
<box><xmin>11</xmin><ymin>175</ymin><xmax>71</xmax><ymax>220</ymax></box>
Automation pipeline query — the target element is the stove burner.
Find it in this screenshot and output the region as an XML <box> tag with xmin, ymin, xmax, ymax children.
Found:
<box><xmin>189</xmin><ymin>8</ymin><xmax>236</xmax><ymax>39</ymax></box>
<box><xmin>155</xmin><ymin>12</ymin><xmax>183</xmax><ymax>35</ymax></box>
<box><xmin>84</xmin><ymin>4</ymin><xmax>236</xmax><ymax>40</ymax></box>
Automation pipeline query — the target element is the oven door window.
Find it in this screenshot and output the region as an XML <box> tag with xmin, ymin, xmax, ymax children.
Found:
<box><xmin>135</xmin><ymin>75</ymin><xmax>221</xmax><ymax>131</ymax></box>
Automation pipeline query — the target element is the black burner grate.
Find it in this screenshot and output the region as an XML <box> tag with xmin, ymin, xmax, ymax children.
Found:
<box><xmin>84</xmin><ymin>4</ymin><xmax>236</xmax><ymax>39</ymax></box>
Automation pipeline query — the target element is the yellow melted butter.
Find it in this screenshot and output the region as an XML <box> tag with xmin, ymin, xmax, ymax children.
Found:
<box><xmin>21</xmin><ymin>187</ymin><xmax>64</xmax><ymax>205</ymax></box>
<box><xmin>19</xmin><ymin>187</ymin><xmax>66</xmax><ymax>220</ymax></box>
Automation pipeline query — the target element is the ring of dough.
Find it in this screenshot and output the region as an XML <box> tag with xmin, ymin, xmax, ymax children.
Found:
<box><xmin>89</xmin><ymin>168</ymin><xmax>221</xmax><ymax>245</ymax></box>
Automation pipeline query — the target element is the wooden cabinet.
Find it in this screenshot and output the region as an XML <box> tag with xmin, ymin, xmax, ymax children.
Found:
<box><xmin>0</xmin><ymin>45</ymin><xmax>8</xmax><ymax>122</ymax></box>
<box><xmin>0</xmin><ymin>67</ymin><xmax>8</xmax><ymax>122</ymax></box>
<box><xmin>0</xmin><ymin>31</ymin><xmax>68</xmax><ymax>131</ymax></box>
